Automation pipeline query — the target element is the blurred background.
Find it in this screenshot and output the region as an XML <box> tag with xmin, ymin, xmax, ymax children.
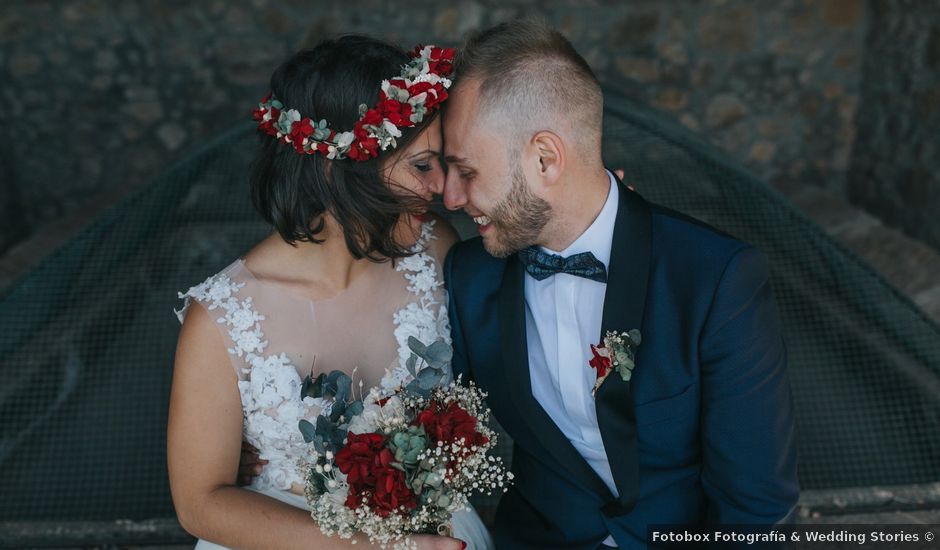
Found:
<box><xmin>1</xmin><ymin>0</ymin><xmax>939</xmax><ymax>548</ymax></box>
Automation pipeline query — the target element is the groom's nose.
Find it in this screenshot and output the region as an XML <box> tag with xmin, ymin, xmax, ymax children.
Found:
<box><xmin>443</xmin><ymin>169</ymin><xmax>468</xmax><ymax>211</ymax></box>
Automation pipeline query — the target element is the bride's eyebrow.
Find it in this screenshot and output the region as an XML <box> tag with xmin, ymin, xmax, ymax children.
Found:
<box><xmin>408</xmin><ymin>149</ymin><xmax>439</xmax><ymax>159</ymax></box>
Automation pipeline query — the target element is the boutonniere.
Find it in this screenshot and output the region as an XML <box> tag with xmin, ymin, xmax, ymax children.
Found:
<box><xmin>589</xmin><ymin>329</ymin><xmax>642</xmax><ymax>396</ymax></box>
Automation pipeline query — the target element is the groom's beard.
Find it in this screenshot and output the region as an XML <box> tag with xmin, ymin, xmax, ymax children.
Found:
<box><xmin>484</xmin><ymin>164</ymin><xmax>551</xmax><ymax>258</ymax></box>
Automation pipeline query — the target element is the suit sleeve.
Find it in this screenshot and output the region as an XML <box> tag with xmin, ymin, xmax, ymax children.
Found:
<box><xmin>444</xmin><ymin>245</ymin><xmax>473</xmax><ymax>384</ymax></box>
<box><xmin>699</xmin><ymin>246</ymin><xmax>799</xmax><ymax>524</ymax></box>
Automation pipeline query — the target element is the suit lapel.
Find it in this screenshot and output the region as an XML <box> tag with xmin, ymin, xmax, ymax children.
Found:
<box><xmin>498</xmin><ymin>256</ymin><xmax>611</xmax><ymax>498</ymax></box>
<box><xmin>594</xmin><ymin>182</ymin><xmax>651</xmax><ymax>514</ymax></box>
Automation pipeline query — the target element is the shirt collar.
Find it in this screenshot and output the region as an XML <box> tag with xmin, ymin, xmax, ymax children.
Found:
<box><xmin>541</xmin><ymin>170</ymin><xmax>619</xmax><ymax>269</ymax></box>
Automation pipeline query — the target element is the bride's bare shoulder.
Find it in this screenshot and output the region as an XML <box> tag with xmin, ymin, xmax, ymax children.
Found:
<box><xmin>239</xmin><ymin>233</ymin><xmax>295</xmax><ymax>281</ymax></box>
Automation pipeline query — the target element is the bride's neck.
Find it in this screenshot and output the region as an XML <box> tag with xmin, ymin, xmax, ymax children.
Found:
<box><xmin>300</xmin><ymin>216</ymin><xmax>373</xmax><ymax>291</ymax></box>
<box><xmin>251</xmin><ymin>215</ymin><xmax>374</xmax><ymax>297</ymax></box>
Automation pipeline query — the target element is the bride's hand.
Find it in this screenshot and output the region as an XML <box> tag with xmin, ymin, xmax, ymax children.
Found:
<box><xmin>409</xmin><ymin>534</ymin><xmax>466</xmax><ymax>549</ymax></box>
<box><xmin>237</xmin><ymin>440</ymin><xmax>267</xmax><ymax>486</ymax></box>
<box><xmin>612</xmin><ymin>168</ymin><xmax>636</xmax><ymax>191</ymax></box>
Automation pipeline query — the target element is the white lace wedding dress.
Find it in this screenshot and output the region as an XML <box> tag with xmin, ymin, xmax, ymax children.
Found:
<box><xmin>176</xmin><ymin>221</ymin><xmax>493</xmax><ymax>550</ymax></box>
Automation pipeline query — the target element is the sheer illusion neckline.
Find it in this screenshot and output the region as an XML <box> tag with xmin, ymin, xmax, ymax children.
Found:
<box><xmin>234</xmin><ymin>257</ymin><xmax>392</xmax><ymax>305</ymax></box>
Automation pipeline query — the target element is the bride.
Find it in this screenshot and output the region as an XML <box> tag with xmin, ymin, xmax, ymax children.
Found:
<box><xmin>168</xmin><ymin>35</ymin><xmax>489</xmax><ymax>550</ymax></box>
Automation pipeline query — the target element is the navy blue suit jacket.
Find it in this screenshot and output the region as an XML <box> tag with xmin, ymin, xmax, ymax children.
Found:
<box><xmin>444</xmin><ymin>183</ymin><xmax>798</xmax><ymax>549</ymax></box>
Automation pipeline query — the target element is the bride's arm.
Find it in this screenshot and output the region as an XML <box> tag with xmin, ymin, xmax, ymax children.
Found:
<box><xmin>168</xmin><ymin>302</ymin><xmax>360</xmax><ymax>549</ymax></box>
<box><xmin>168</xmin><ymin>304</ymin><xmax>464</xmax><ymax>550</ymax></box>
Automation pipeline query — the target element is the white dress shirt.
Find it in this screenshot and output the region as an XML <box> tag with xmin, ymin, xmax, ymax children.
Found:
<box><xmin>524</xmin><ymin>173</ymin><xmax>620</xmax><ymax>546</ymax></box>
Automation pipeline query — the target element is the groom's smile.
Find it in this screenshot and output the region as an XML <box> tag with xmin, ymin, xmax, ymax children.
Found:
<box><xmin>442</xmin><ymin>80</ymin><xmax>552</xmax><ymax>257</ymax></box>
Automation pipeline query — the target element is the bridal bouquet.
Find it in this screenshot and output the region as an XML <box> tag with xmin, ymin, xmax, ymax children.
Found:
<box><xmin>297</xmin><ymin>337</ymin><xmax>512</xmax><ymax>549</ymax></box>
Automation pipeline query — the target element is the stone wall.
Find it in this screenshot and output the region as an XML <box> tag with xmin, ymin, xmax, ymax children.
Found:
<box><xmin>0</xmin><ymin>0</ymin><xmax>935</xmax><ymax>260</ymax></box>
<box><xmin>847</xmin><ymin>0</ymin><xmax>940</xmax><ymax>252</ymax></box>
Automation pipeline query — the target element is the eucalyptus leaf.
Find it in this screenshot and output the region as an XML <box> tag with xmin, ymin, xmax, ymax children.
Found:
<box><xmin>330</xmin><ymin>400</ymin><xmax>347</xmax><ymax>423</ymax></box>
<box><xmin>346</xmin><ymin>400</ymin><xmax>364</xmax><ymax>417</ymax></box>
<box><xmin>408</xmin><ymin>336</ymin><xmax>428</xmax><ymax>357</ymax></box>
<box><xmin>334</xmin><ymin>373</ymin><xmax>352</xmax><ymax>402</ymax></box>
<box><xmin>331</xmin><ymin>428</ymin><xmax>347</xmax><ymax>450</ymax></box>
<box><xmin>417</xmin><ymin>366</ymin><xmax>443</xmax><ymax>390</ymax></box>
<box><xmin>628</xmin><ymin>329</ymin><xmax>642</xmax><ymax>346</ymax></box>
<box><xmin>302</xmin><ymin>373</ymin><xmax>325</xmax><ymax>399</ymax></box>
<box><xmin>425</xmin><ymin>340</ymin><xmax>453</xmax><ymax>364</ymax></box>
<box><xmin>405</xmin><ymin>378</ymin><xmax>430</xmax><ymax>399</ymax></box>
<box><xmin>406</xmin><ymin>354</ymin><xmax>418</xmax><ymax>376</ymax></box>
<box><xmin>299</xmin><ymin>419</ymin><xmax>317</xmax><ymax>443</ymax></box>
<box><xmin>316</xmin><ymin>415</ymin><xmax>334</xmax><ymax>438</ymax></box>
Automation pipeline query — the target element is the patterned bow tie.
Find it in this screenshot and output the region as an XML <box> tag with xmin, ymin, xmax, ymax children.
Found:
<box><xmin>518</xmin><ymin>247</ymin><xmax>608</xmax><ymax>283</ymax></box>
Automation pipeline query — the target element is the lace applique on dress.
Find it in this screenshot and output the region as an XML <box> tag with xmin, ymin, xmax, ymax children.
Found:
<box><xmin>386</xmin><ymin>220</ymin><xmax>453</xmax><ymax>390</ymax></box>
<box><xmin>174</xmin><ymin>221</ymin><xmax>451</xmax><ymax>491</ymax></box>
<box><xmin>177</xmin><ymin>266</ymin><xmax>321</xmax><ymax>491</ymax></box>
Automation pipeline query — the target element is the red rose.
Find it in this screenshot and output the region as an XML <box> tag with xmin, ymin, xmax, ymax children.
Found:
<box><xmin>335</xmin><ymin>432</ymin><xmax>386</xmax><ymax>489</ymax></box>
<box><xmin>407</xmin><ymin>81</ymin><xmax>432</xmax><ymax>98</ymax></box>
<box><xmin>254</xmin><ymin>106</ymin><xmax>280</xmax><ymax>136</ymax></box>
<box><xmin>297</xmin><ymin>117</ymin><xmax>315</xmax><ymax>136</ymax></box>
<box><xmin>379</xmin><ymin>99</ymin><xmax>413</xmax><ymax>127</ymax></box>
<box><xmin>414</xmin><ymin>401</ymin><xmax>488</xmax><ymax>448</ymax></box>
<box><xmin>359</xmin><ymin>108</ymin><xmax>383</xmax><ymax>127</ymax></box>
<box><xmin>428</xmin><ymin>47</ymin><xmax>455</xmax><ymax>76</ymax></box>
<box><xmin>388</xmin><ymin>78</ymin><xmax>408</xmax><ymax>90</ymax></box>
<box><xmin>335</xmin><ymin>432</ymin><xmax>415</xmax><ymax>515</ymax></box>
<box><xmin>288</xmin><ymin>117</ymin><xmax>314</xmax><ymax>145</ymax></box>
<box><xmin>256</xmin><ymin>107</ymin><xmax>281</xmax><ymax>135</ymax></box>
<box><xmin>589</xmin><ymin>344</ymin><xmax>611</xmax><ymax>378</ymax></box>
<box><xmin>347</xmin><ymin>136</ymin><xmax>379</xmax><ymax>161</ymax></box>
<box><xmin>370</xmin><ymin>465</ymin><xmax>417</xmax><ymax>517</ymax></box>
<box><xmin>423</xmin><ymin>85</ymin><xmax>448</xmax><ymax>111</ymax></box>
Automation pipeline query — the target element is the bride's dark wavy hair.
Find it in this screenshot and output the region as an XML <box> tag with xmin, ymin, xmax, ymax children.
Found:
<box><xmin>249</xmin><ymin>35</ymin><xmax>437</xmax><ymax>261</ymax></box>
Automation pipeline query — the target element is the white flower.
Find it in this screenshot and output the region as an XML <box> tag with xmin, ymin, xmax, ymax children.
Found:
<box><xmin>347</xmin><ymin>404</ymin><xmax>381</xmax><ymax>434</ymax></box>
<box><xmin>382</xmin><ymin>120</ymin><xmax>403</xmax><ymax>138</ymax></box>
<box><xmin>232</xmin><ymin>327</ymin><xmax>266</xmax><ymax>356</ymax></box>
<box><xmin>228</xmin><ymin>300</ymin><xmax>263</xmax><ymax>331</ymax></box>
<box><xmin>251</xmin><ymin>380</ymin><xmax>281</xmax><ymax>410</ymax></box>
<box><xmin>407</xmin><ymin>270</ymin><xmax>439</xmax><ymax>294</ymax></box>
<box><xmin>397</xmin><ymin>253</ymin><xmax>427</xmax><ymax>273</ymax></box>
<box><xmin>208</xmin><ymin>281</ymin><xmax>234</xmax><ymax>302</ymax></box>
<box><xmin>335</xmin><ymin>131</ymin><xmax>355</xmax><ymax>148</ymax></box>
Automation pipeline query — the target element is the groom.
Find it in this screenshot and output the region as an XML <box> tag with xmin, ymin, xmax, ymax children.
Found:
<box><xmin>440</xmin><ymin>19</ymin><xmax>798</xmax><ymax>549</ymax></box>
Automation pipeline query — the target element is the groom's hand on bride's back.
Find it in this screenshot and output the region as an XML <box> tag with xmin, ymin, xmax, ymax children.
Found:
<box><xmin>236</xmin><ymin>441</ymin><xmax>267</xmax><ymax>486</ymax></box>
<box><xmin>612</xmin><ymin>168</ymin><xmax>636</xmax><ymax>191</ymax></box>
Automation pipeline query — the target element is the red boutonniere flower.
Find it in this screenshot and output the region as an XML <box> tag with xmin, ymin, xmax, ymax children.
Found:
<box><xmin>589</xmin><ymin>329</ymin><xmax>642</xmax><ymax>396</ymax></box>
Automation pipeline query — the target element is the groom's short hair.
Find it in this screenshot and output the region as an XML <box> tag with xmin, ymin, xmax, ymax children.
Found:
<box><xmin>454</xmin><ymin>18</ymin><xmax>603</xmax><ymax>159</ymax></box>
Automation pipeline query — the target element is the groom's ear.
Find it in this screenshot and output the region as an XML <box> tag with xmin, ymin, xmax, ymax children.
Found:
<box><xmin>531</xmin><ymin>131</ymin><xmax>565</xmax><ymax>186</ymax></box>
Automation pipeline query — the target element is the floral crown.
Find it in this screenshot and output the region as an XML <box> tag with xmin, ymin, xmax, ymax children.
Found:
<box><xmin>252</xmin><ymin>45</ymin><xmax>455</xmax><ymax>161</ymax></box>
